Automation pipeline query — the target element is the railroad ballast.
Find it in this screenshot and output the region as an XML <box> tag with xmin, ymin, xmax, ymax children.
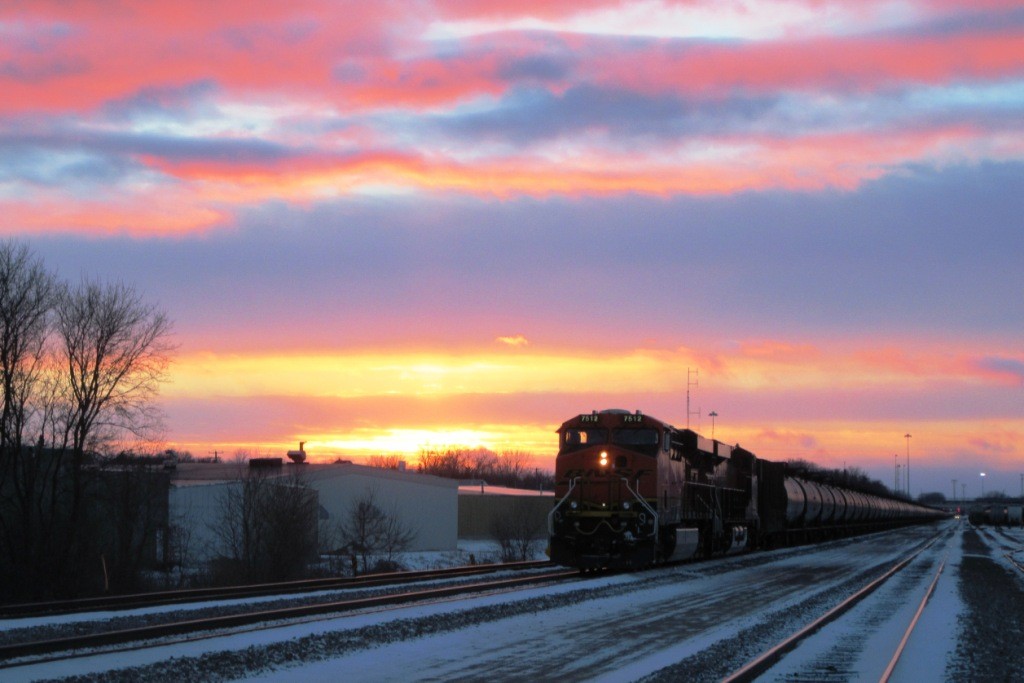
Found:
<box><xmin>548</xmin><ymin>409</ymin><xmax>947</xmax><ymax>570</ymax></box>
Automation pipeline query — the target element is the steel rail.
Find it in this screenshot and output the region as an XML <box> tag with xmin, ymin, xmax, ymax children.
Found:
<box><xmin>720</xmin><ymin>529</ymin><xmax>945</xmax><ymax>683</ymax></box>
<box><xmin>878</xmin><ymin>555</ymin><xmax>946</xmax><ymax>683</ymax></box>
<box><xmin>0</xmin><ymin>569</ymin><xmax>577</xmax><ymax>665</ymax></box>
<box><xmin>0</xmin><ymin>560</ymin><xmax>552</xmax><ymax>619</ymax></box>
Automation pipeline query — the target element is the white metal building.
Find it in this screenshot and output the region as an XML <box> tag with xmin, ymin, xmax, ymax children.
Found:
<box><xmin>168</xmin><ymin>461</ymin><xmax>459</xmax><ymax>566</ymax></box>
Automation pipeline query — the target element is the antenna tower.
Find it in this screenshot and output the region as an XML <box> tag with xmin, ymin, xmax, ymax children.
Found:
<box><xmin>686</xmin><ymin>367</ymin><xmax>701</xmax><ymax>430</ymax></box>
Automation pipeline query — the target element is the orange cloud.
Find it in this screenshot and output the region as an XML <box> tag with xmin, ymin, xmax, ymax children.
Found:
<box><xmin>496</xmin><ymin>335</ymin><xmax>529</xmax><ymax>347</ymax></box>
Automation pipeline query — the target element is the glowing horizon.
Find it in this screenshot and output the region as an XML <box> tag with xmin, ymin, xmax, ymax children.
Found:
<box><xmin>3</xmin><ymin>0</ymin><xmax>1022</xmax><ymax>497</ymax></box>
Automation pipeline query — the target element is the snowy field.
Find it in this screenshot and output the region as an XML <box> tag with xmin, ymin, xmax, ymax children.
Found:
<box><xmin>4</xmin><ymin>521</ymin><xmax>1023</xmax><ymax>682</ymax></box>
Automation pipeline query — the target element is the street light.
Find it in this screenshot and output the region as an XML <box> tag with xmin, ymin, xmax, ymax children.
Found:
<box><xmin>708</xmin><ymin>411</ymin><xmax>718</xmax><ymax>439</ymax></box>
<box><xmin>980</xmin><ymin>472</ymin><xmax>986</xmax><ymax>498</ymax></box>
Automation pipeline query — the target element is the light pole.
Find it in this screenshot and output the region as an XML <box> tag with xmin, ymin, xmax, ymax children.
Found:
<box><xmin>980</xmin><ymin>472</ymin><xmax>986</xmax><ymax>498</ymax></box>
<box><xmin>952</xmin><ymin>478</ymin><xmax>957</xmax><ymax>506</ymax></box>
<box><xmin>904</xmin><ymin>433</ymin><xmax>911</xmax><ymax>497</ymax></box>
<box><xmin>708</xmin><ymin>411</ymin><xmax>718</xmax><ymax>439</ymax></box>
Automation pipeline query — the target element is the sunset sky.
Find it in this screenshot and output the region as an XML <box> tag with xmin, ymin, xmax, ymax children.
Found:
<box><xmin>2</xmin><ymin>0</ymin><xmax>1022</xmax><ymax>498</ymax></box>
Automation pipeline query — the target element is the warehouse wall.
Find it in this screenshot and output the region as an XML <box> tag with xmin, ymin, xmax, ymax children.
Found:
<box><xmin>458</xmin><ymin>494</ymin><xmax>552</xmax><ymax>539</ymax></box>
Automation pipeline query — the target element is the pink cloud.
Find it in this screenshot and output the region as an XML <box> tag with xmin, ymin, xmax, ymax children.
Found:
<box><xmin>583</xmin><ymin>32</ymin><xmax>1024</xmax><ymax>96</ymax></box>
<box><xmin>4</xmin><ymin>2</ymin><xmax>1022</xmax><ymax>118</ymax></box>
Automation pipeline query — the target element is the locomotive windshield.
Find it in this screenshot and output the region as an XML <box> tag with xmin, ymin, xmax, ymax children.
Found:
<box><xmin>559</xmin><ymin>428</ymin><xmax>607</xmax><ymax>454</ymax></box>
<box><xmin>559</xmin><ymin>427</ymin><xmax>661</xmax><ymax>456</ymax></box>
<box><xmin>613</xmin><ymin>428</ymin><xmax>660</xmax><ymax>456</ymax></box>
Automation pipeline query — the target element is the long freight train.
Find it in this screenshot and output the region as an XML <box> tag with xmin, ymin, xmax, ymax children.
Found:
<box><xmin>548</xmin><ymin>409</ymin><xmax>946</xmax><ymax>570</ymax></box>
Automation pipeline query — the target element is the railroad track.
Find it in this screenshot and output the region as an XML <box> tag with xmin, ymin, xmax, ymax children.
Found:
<box><xmin>720</xmin><ymin>528</ymin><xmax>947</xmax><ymax>683</ymax></box>
<box><xmin>0</xmin><ymin>559</ymin><xmax>552</xmax><ymax>618</ymax></box>
<box><xmin>0</xmin><ymin>567</ymin><xmax>576</xmax><ymax>667</ymax></box>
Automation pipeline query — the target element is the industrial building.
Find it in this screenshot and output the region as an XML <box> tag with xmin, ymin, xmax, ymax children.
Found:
<box><xmin>168</xmin><ymin>461</ymin><xmax>459</xmax><ymax>570</ymax></box>
<box><xmin>457</xmin><ymin>484</ymin><xmax>553</xmax><ymax>539</ymax></box>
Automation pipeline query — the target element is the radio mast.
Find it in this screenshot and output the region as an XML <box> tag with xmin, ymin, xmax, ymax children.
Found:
<box><xmin>686</xmin><ymin>367</ymin><xmax>700</xmax><ymax>430</ymax></box>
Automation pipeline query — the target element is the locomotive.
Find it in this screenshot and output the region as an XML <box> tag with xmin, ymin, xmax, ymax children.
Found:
<box><xmin>548</xmin><ymin>409</ymin><xmax>946</xmax><ymax>570</ymax></box>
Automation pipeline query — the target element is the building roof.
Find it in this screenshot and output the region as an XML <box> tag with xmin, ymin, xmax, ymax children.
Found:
<box><xmin>171</xmin><ymin>461</ymin><xmax>458</xmax><ymax>489</ymax></box>
<box><xmin>458</xmin><ymin>484</ymin><xmax>554</xmax><ymax>497</ymax></box>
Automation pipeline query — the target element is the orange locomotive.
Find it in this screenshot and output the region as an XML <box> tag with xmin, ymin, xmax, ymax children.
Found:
<box><xmin>548</xmin><ymin>409</ymin><xmax>945</xmax><ymax>570</ymax></box>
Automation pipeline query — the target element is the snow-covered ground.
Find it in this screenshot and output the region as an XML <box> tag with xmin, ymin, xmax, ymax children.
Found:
<box><xmin>4</xmin><ymin>522</ymin><xmax>1022</xmax><ymax>682</ymax></box>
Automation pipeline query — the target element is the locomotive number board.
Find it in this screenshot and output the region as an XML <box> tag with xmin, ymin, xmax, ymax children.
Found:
<box><xmin>578</xmin><ymin>413</ymin><xmax>645</xmax><ymax>423</ymax></box>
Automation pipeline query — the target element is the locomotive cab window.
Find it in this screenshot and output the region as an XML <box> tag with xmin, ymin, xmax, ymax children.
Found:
<box><xmin>560</xmin><ymin>428</ymin><xmax>608</xmax><ymax>453</ymax></box>
<box><xmin>612</xmin><ymin>428</ymin><xmax>660</xmax><ymax>456</ymax></box>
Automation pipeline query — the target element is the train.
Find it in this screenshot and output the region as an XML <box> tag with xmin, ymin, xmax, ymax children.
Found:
<box><xmin>968</xmin><ymin>504</ymin><xmax>1024</xmax><ymax>527</ymax></box>
<box><xmin>548</xmin><ymin>409</ymin><xmax>947</xmax><ymax>570</ymax></box>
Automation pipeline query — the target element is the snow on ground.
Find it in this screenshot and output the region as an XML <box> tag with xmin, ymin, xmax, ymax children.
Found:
<box><xmin>2</xmin><ymin>572</ymin><xmax>639</xmax><ymax>683</ymax></box>
<box><xmin>762</xmin><ymin>521</ymin><xmax>962</xmax><ymax>682</ymax></box>
<box><xmin>7</xmin><ymin>522</ymin><xmax>1023</xmax><ymax>682</ymax></box>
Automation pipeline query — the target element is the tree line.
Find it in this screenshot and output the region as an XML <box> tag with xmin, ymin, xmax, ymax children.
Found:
<box><xmin>0</xmin><ymin>241</ymin><xmax>174</xmax><ymax>602</ymax></box>
<box><xmin>786</xmin><ymin>458</ymin><xmax>896</xmax><ymax>498</ymax></box>
<box><xmin>408</xmin><ymin>447</ymin><xmax>554</xmax><ymax>491</ymax></box>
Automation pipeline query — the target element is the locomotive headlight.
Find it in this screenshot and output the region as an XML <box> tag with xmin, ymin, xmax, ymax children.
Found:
<box><xmin>599</xmin><ymin>451</ymin><xmax>609</xmax><ymax>467</ymax></box>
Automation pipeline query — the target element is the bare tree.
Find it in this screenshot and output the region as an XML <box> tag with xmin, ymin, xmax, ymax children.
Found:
<box><xmin>211</xmin><ymin>463</ymin><xmax>318</xmax><ymax>583</ymax></box>
<box><xmin>378</xmin><ymin>503</ymin><xmax>417</xmax><ymax>566</ymax></box>
<box><xmin>0</xmin><ymin>241</ymin><xmax>56</xmax><ymax>454</ymax></box>
<box><xmin>56</xmin><ymin>279</ymin><xmax>173</xmax><ymax>460</ymax></box>
<box><xmin>338</xmin><ymin>487</ymin><xmax>417</xmax><ymax>575</ymax></box>
<box><xmin>94</xmin><ymin>458</ymin><xmax>170</xmax><ymax>593</ymax></box>
<box><xmin>0</xmin><ymin>246</ymin><xmax>176</xmax><ymax>601</ymax></box>
<box><xmin>494</xmin><ymin>450</ymin><xmax>529</xmax><ymax>484</ymax></box>
<box><xmin>491</xmin><ymin>498</ymin><xmax>545</xmax><ymax>562</ymax></box>
<box><xmin>0</xmin><ymin>243</ymin><xmax>60</xmax><ymax>601</ymax></box>
<box><xmin>366</xmin><ymin>454</ymin><xmax>405</xmax><ymax>470</ymax></box>
<box><xmin>339</xmin><ymin>488</ymin><xmax>387</xmax><ymax>575</ymax></box>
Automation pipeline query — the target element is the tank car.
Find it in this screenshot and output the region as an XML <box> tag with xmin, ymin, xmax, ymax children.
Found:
<box><xmin>548</xmin><ymin>408</ymin><xmax>947</xmax><ymax>570</ymax></box>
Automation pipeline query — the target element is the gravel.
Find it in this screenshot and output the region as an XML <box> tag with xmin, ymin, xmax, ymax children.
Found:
<box><xmin>947</xmin><ymin>526</ymin><xmax>1024</xmax><ymax>682</ymax></box>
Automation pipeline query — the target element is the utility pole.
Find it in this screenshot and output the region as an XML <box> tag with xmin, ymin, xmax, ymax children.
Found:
<box><xmin>904</xmin><ymin>433</ymin><xmax>912</xmax><ymax>497</ymax></box>
<box><xmin>686</xmin><ymin>367</ymin><xmax>700</xmax><ymax>430</ymax></box>
<box><xmin>952</xmin><ymin>479</ymin><xmax>957</xmax><ymax>505</ymax></box>
<box><xmin>894</xmin><ymin>454</ymin><xmax>899</xmax><ymax>493</ymax></box>
<box><xmin>209</xmin><ymin>450</ymin><xmax>222</xmax><ymax>463</ymax></box>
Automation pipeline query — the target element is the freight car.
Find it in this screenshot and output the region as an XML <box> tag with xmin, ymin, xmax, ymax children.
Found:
<box><xmin>548</xmin><ymin>409</ymin><xmax>947</xmax><ymax>570</ymax></box>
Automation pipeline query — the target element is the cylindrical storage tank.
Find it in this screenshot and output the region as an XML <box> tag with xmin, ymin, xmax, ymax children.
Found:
<box><xmin>802</xmin><ymin>480</ymin><xmax>824</xmax><ymax>525</ymax></box>
<box><xmin>847</xmin><ymin>491</ymin><xmax>864</xmax><ymax>522</ymax></box>
<box><xmin>833</xmin><ymin>488</ymin><xmax>849</xmax><ymax>524</ymax></box>
<box><xmin>858</xmin><ymin>493</ymin><xmax>873</xmax><ymax>521</ymax></box>
<box><xmin>866</xmin><ymin>495</ymin><xmax>881</xmax><ymax>521</ymax></box>
<box><xmin>784</xmin><ymin>478</ymin><xmax>807</xmax><ymax>525</ymax></box>
<box><xmin>818</xmin><ymin>485</ymin><xmax>837</xmax><ymax>525</ymax></box>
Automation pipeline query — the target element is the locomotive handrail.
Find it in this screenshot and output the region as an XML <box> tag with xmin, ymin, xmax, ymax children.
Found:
<box><xmin>547</xmin><ymin>477</ymin><xmax>580</xmax><ymax>536</ymax></box>
<box><xmin>623</xmin><ymin>476</ymin><xmax>659</xmax><ymax>543</ymax></box>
